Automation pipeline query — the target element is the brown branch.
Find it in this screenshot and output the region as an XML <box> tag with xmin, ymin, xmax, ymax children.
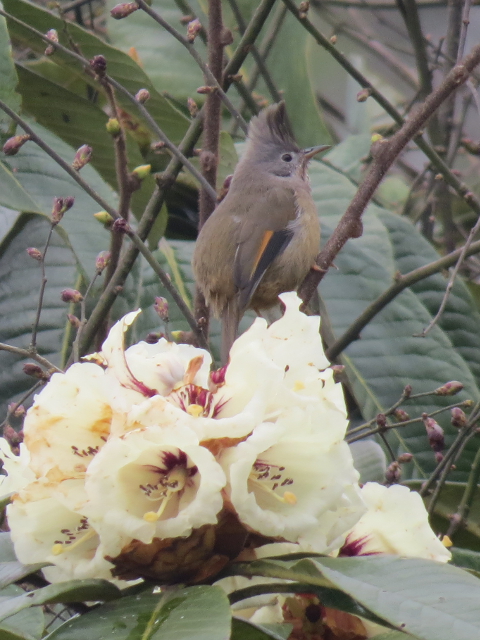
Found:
<box><xmin>299</xmin><ymin>44</ymin><xmax>480</xmax><ymax>308</ymax></box>
<box><xmin>0</xmin><ymin>343</ymin><xmax>62</xmax><ymax>373</ymax></box>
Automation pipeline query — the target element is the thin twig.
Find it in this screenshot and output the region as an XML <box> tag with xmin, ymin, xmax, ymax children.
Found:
<box><xmin>72</xmin><ymin>272</ymin><xmax>100</xmax><ymax>363</ymax></box>
<box><xmin>445</xmin><ymin>441</ymin><xmax>480</xmax><ymax>538</ymax></box>
<box><xmin>135</xmin><ymin>0</ymin><xmax>248</xmax><ymax>134</ymax></box>
<box><xmin>396</xmin><ymin>0</ymin><xmax>432</xmax><ymax>98</ymax></box>
<box><xmin>299</xmin><ymin>44</ymin><xmax>480</xmax><ymax>307</ymax></box>
<box><xmin>30</xmin><ymin>225</ymin><xmax>55</xmax><ymax>349</ymax></box>
<box><xmin>0</xmin><ymin>381</ymin><xmax>44</xmax><ymax>432</ymax></box>
<box><xmin>0</xmin><ymin>343</ymin><xmax>62</xmax><ymax>373</ymax></box>
<box><xmin>0</xmin><ymin>98</ymin><xmax>204</xmax><ymax>346</ymax></box>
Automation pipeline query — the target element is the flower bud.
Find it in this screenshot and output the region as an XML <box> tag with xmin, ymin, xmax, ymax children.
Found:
<box><xmin>186</xmin><ymin>18</ymin><xmax>202</xmax><ymax>42</ymax></box>
<box><xmin>371</xmin><ymin>133</ymin><xmax>383</xmax><ymax>144</ymax></box>
<box><xmin>220</xmin><ymin>27</ymin><xmax>233</xmax><ymax>46</ymax></box>
<box><xmin>154</xmin><ymin>296</ymin><xmax>169</xmax><ymax>322</ymax></box>
<box><xmin>61</xmin><ymin>288</ymin><xmax>83</xmax><ymax>303</ymax></box>
<box><xmin>394</xmin><ymin>408</ymin><xmax>410</xmax><ymax>421</ymax></box>
<box><xmin>435</xmin><ymin>451</ymin><xmax>444</xmax><ymax>464</ymax></box>
<box><xmin>376</xmin><ymin>413</ymin><xmax>387</xmax><ymax>430</ymax></box>
<box><xmin>72</xmin><ymin>144</ymin><xmax>92</xmax><ymax>170</ymax></box>
<box><xmin>23</xmin><ymin>363</ymin><xmax>49</xmax><ymax>380</ymax></box>
<box><xmin>330</xmin><ymin>35</ymin><xmax>337</xmax><ymax>44</ymax></box>
<box><xmin>90</xmin><ymin>54</ymin><xmax>107</xmax><ymax>76</ymax></box>
<box><xmin>331</xmin><ymin>364</ymin><xmax>345</xmax><ymax>383</ymax></box>
<box><xmin>135</xmin><ymin>88</ymin><xmax>150</xmax><ymax>103</ymax></box>
<box><xmin>3</xmin><ymin>134</ymin><xmax>31</xmax><ymax>156</ymax></box>
<box><xmin>145</xmin><ymin>332</ymin><xmax>163</xmax><ymax>344</ymax></box>
<box><xmin>423</xmin><ymin>414</ymin><xmax>444</xmax><ymax>453</ymax></box>
<box><xmin>94</xmin><ymin>211</ymin><xmax>114</xmax><ymax>226</ymax></box>
<box><xmin>461</xmin><ymin>137</ymin><xmax>480</xmax><ymax>155</ymax></box>
<box><xmin>397</xmin><ymin>452</ymin><xmax>413</xmax><ymax>464</ymax></box>
<box><xmin>451</xmin><ymin>406</ymin><xmax>468</xmax><ymax>429</ymax></box>
<box><xmin>3</xmin><ymin>424</ymin><xmax>23</xmax><ymax>451</ymax></box>
<box><xmin>26</xmin><ymin>247</ymin><xmax>42</xmax><ymax>262</ymax></box>
<box><xmin>435</xmin><ymin>380</ymin><xmax>464</xmax><ymax>396</ymax></box>
<box><xmin>357</xmin><ymin>88</ymin><xmax>371</xmax><ymax>102</ymax></box>
<box><xmin>51</xmin><ymin>196</ymin><xmax>74</xmax><ymax>224</ymax></box>
<box><xmin>95</xmin><ymin>250</ymin><xmax>111</xmax><ymax>273</ymax></box>
<box><xmin>385</xmin><ymin>461</ymin><xmax>401</xmax><ymax>484</ymax></box>
<box><xmin>131</xmin><ymin>164</ymin><xmax>151</xmax><ymax>180</ymax></box>
<box><xmin>197</xmin><ymin>85</ymin><xmax>216</xmax><ymax>95</ymax></box>
<box><xmin>44</xmin><ymin>28</ymin><xmax>58</xmax><ymax>55</ymax></box>
<box><xmin>7</xmin><ymin>403</ymin><xmax>26</xmax><ymax>420</ymax></box>
<box><xmin>187</xmin><ymin>97</ymin><xmax>198</xmax><ymax>117</ymax></box>
<box><xmin>106</xmin><ymin>118</ymin><xmax>121</xmax><ymax>135</ymax></box>
<box><xmin>110</xmin><ymin>1</ymin><xmax>139</xmax><ymax>19</ymax></box>
<box><xmin>210</xmin><ymin>365</ymin><xmax>227</xmax><ymax>386</ymax></box>
<box><xmin>67</xmin><ymin>314</ymin><xmax>81</xmax><ymax>329</ymax></box>
<box><xmin>403</xmin><ymin>384</ymin><xmax>412</xmax><ymax>398</ymax></box>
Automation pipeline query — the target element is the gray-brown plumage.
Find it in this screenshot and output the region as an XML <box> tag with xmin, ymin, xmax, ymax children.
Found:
<box><xmin>192</xmin><ymin>101</ymin><xmax>328</xmax><ymax>363</ymax></box>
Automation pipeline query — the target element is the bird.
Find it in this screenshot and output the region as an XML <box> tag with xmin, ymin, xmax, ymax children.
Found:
<box><xmin>192</xmin><ymin>101</ymin><xmax>329</xmax><ymax>363</ymax></box>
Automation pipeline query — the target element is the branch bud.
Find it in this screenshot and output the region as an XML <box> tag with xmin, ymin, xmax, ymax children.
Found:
<box><xmin>451</xmin><ymin>406</ymin><xmax>468</xmax><ymax>429</ymax></box>
<box><xmin>135</xmin><ymin>88</ymin><xmax>150</xmax><ymax>104</ymax></box>
<box><xmin>106</xmin><ymin>118</ymin><xmax>121</xmax><ymax>135</ymax></box>
<box><xmin>435</xmin><ymin>380</ymin><xmax>464</xmax><ymax>396</ymax></box>
<box><xmin>90</xmin><ymin>54</ymin><xmax>107</xmax><ymax>76</ymax></box>
<box><xmin>23</xmin><ymin>363</ymin><xmax>49</xmax><ymax>380</ymax></box>
<box><xmin>94</xmin><ymin>211</ymin><xmax>114</xmax><ymax>226</ymax></box>
<box><xmin>331</xmin><ymin>364</ymin><xmax>345</xmax><ymax>383</ymax></box>
<box><xmin>397</xmin><ymin>453</ymin><xmax>413</xmax><ymax>464</ymax></box>
<box><xmin>385</xmin><ymin>461</ymin><xmax>401</xmax><ymax>484</ymax></box>
<box><xmin>187</xmin><ymin>97</ymin><xmax>198</xmax><ymax>117</ymax></box>
<box><xmin>422</xmin><ymin>413</ymin><xmax>444</xmax><ymax>452</ymax></box>
<box><xmin>112</xmin><ymin>218</ymin><xmax>131</xmax><ymax>234</ymax></box>
<box><xmin>3</xmin><ymin>134</ymin><xmax>31</xmax><ymax>156</ymax></box>
<box><xmin>357</xmin><ymin>88</ymin><xmax>371</xmax><ymax>102</ymax></box>
<box><xmin>44</xmin><ymin>28</ymin><xmax>58</xmax><ymax>55</ymax></box>
<box><xmin>72</xmin><ymin>144</ymin><xmax>93</xmax><ymax>171</ymax></box>
<box><xmin>154</xmin><ymin>296</ymin><xmax>169</xmax><ymax>322</ymax></box>
<box><xmin>131</xmin><ymin>164</ymin><xmax>151</xmax><ymax>180</ymax></box>
<box><xmin>110</xmin><ymin>1</ymin><xmax>139</xmax><ymax>19</ymax></box>
<box><xmin>26</xmin><ymin>247</ymin><xmax>42</xmax><ymax>262</ymax></box>
<box><xmin>95</xmin><ymin>250</ymin><xmax>111</xmax><ymax>273</ymax></box>
<box><xmin>403</xmin><ymin>384</ymin><xmax>412</xmax><ymax>398</ymax></box>
<box><xmin>197</xmin><ymin>85</ymin><xmax>216</xmax><ymax>94</ymax></box>
<box><xmin>51</xmin><ymin>196</ymin><xmax>74</xmax><ymax>224</ymax></box>
<box><xmin>186</xmin><ymin>18</ymin><xmax>202</xmax><ymax>42</ymax></box>
<box><xmin>330</xmin><ymin>35</ymin><xmax>337</xmax><ymax>44</ymax></box>
<box><xmin>376</xmin><ymin>413</ymin><xmax>387</xmax><ymax>430</ymax></box>
<box><xmin>145</xmin><ymin>332</ymin><xmax>163</xmax><ymax>344</ymax></box>
<box><xmin>220</xmin><ymin>27</ymin><xmax>233</xmax><ymax>46</ymax></box>
<box><xmin>61</xmin><ymin>288</ymin><xmax>83</xmax><ymax>303</ymax></box>
<box><xmin>394</xmin><ymin>408</ymin><xmax>410</xmax><ymax>421</ymax></box>
<box><xmin>67</xmin><ymin>314</ymin><xmax>81</xmax><ymax>329</ymax></box>
<box><xmin>7</xmin><ymin>403</ymin><xmax>26</xmax><ymax>420</ymax></box>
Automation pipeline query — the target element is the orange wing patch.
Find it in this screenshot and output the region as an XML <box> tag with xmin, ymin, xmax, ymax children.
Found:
<box><xmin>250</xmin><ymin>230</ymin><xmax>274</xmax><ymax>279</ymax></box>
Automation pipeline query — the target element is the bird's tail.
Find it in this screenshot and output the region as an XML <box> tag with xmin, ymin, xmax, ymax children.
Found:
<box><xmin>221</xmin><ymin>299</ymin><xmax>240</xmax><ymax>365</ymax></box>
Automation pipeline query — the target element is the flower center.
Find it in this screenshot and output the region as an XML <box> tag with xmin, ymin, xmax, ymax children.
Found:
<box><xmin>168</xmin><ymin>384</ymin><xmax>226</xmax><ymax>418</ymax></box>
<box><xmin>249</xmin><ymin>460</ymin><xmax>297</xmax><ymax>505</ymax></box>
<box><xmin>51</xmin><ymin>517</ymin><xmax>96</xmax><ymax>556</ymax></box>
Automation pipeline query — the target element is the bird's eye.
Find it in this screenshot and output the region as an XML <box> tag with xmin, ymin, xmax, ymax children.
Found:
<box><xmin>281</xmin><ymin>153</ymin><xmax>293</xmax><ymax>162</ymax></box>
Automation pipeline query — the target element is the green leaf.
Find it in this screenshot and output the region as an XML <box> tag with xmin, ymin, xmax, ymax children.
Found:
<box><xmin>0</xmin><ymin>214</ymin><xmax>77</xmax><ymax>413</ymax></box>
<box><xmin>106</xmin><ymin>0</ymin><xmax>204</xmax><ymax>101</ymax></box>
<box><xmin>2</xmin><ymin>119</ymin><xmax>114</xmax><ymax>276</ymax></box>
<box><xmin>0</xmin><ymin>579</ymin><xmax>120</xmax><ymax>623</ymax></box>
<box><xmin>232</xmin><ymin>617</ymin><xmax>292</xmax><ymax>640</ymax></box>
<box><xmin>46</xmin><ymin>586</ymin><xmax>231</xmax><ymax>640</ymax></box>
<box><xmin>0</xmin><ymin>3</ymin><xmax>20</xmax><ymax>133</ymax></box>
<box><xmin>451</xmin><ymin>547</ymin><xmax>480</xmax><ymax>575</ymax></box>
<box><xmin>349</xmin><ymin>440</ymin><xmax>387</xmax><ymax>483</ymax></box>
<box><xmin>0</xmin><ymin>585</ymin><xmax>44</xmax><ymax>640</ymax></box>
<box><xmin>4</xmin><ymin>0</ymin><xmax>189</xmax><ymax>144</ymax></box>
<box><xmin>0</xmin><ymin>533</ymin><xmax>47</xmax><ymax>589</ymax></box>
<box><xmin>0</xmin><ymin>161</ymin><xmax>41</xmax><ymax>213</ymax></box>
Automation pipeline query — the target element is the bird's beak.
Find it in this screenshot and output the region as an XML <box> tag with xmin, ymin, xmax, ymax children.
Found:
<box><xmin>303</xmin><ymin>144</ymin><xmax>331</xmax><ymax>160</ymax></box>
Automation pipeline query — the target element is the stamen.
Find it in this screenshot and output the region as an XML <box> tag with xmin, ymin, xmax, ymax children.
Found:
<box><xmin>51</xmin><ymin>527</ymin><xmax>96</xmax><ymax>556</ymax></box>
<box><xmin>249</xmin><ymin>476</ymin><xmax>297</xmax><ymax>505</ymax></box>
<box><xmin>143</xmin><ymin>467</ymin><xmax>187</xmax><ymax>522</ymax></box>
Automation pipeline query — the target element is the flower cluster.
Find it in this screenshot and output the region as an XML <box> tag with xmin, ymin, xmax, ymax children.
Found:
<box><xmin>0</xmin><ymin>293</ymin><xmax>370</xmax><ymax>584</ymax></box>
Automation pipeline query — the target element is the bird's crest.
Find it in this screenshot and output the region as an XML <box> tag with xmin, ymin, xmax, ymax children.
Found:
<box><xmin>248</xmin><ymin>101</ymin><xmax>299</xmax><ymax>152</ymax></box>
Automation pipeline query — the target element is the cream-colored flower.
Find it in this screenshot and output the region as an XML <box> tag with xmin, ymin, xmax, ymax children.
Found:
<box><xmin>23</xmin><ymin>363</ymin><xmax>113</xmax><ymax>481</ymax></box>
<box><xmin>0</xmin><ymin>438</ymin><xmax>35</xmax><ymax>498</ymax></box>
<box><xmin>83</xmin><ymin>425</ymin><xmax>226</xmax><ymax>559</ymax></box>
<box><xmin>340</xmin><ymin>482</ymin><xmax>451</xmax><ymax>562</ymax></box>
<box><xmin>219</xmin><ymin>405</ymin><xmax>365</xmax><ymax>549</ymax></box>
<box><xmin>7</xmin><ymin>478</ymin><xmax>113</xmax><ymax>582</ymax></box>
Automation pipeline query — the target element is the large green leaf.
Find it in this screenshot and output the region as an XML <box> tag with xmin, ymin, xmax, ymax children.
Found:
<box><xmin>4</xmin><ymin>0</ymin><xmax>189</xmax><ymax>144</ymax></box>
<box><xmin>2</xmin><ymin>119</ymin><xmax>115</xmax><ymax>276</ymax></box>
<box><xmin>106</xmin><ymin>0</ymin><xmax>204</xmax><ymax>101</ymax></box>
<box><xmin>46</xmin><ymin>586</ymin><xmax>231</xmax><ymax>640</ymax></box>
<box><xmin>0</xmin><ymin>580</ymin><xmax>120</xmax><ymax>623</ymax></box>
<box><xmin>0</xmin><ymin>585</ymin><xmax>44</xmax><ymax>640</ymax></box>
<box><xmin>242</xmin><ymin>555</ymin><xmax>480</xmax><ymax>640</ymax></box>
<box><xmin>0</xmin><ymin>2</ymin><xmax>20</xmax><ymax>134</ymax></box>
<box><xmin>0</xmin><ymin>214</ymin><xmax>77</xmax><ymax>414</ymax></box>
<box><xmin>0</xmin><ymin>161</ymin><xmax>41</xmax><ymax>213</ymax></box>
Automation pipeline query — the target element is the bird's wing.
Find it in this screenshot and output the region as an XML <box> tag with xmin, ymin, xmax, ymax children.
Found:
<box><xmin>233</xmin><ymin>189</ymin><xmax>297</xmax><ymax>312</ymax></box>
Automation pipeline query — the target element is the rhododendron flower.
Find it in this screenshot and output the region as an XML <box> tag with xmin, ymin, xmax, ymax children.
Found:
<box><xmin>219</xmin><ymin>405</ymin><xmax>365</xmax><ymax>550</ymax></box>
<box><xmin>22</xmin><ymin>362</ymin><xmax>113</xmax><ymax>481</ymax></box>
<box><xmin>0</xmin><ymin>438</ymin><xmax>35</xmax><ymax>496</ymax></box>
<box><xmin>340</xmin><ymin>482</ymin><xmax>451</xmax><ymax>562</ymax></box>
<box><xmin>83</xmin><ymin>425</ymin><xmax>226</xmax><ymax>559</ymax></box>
